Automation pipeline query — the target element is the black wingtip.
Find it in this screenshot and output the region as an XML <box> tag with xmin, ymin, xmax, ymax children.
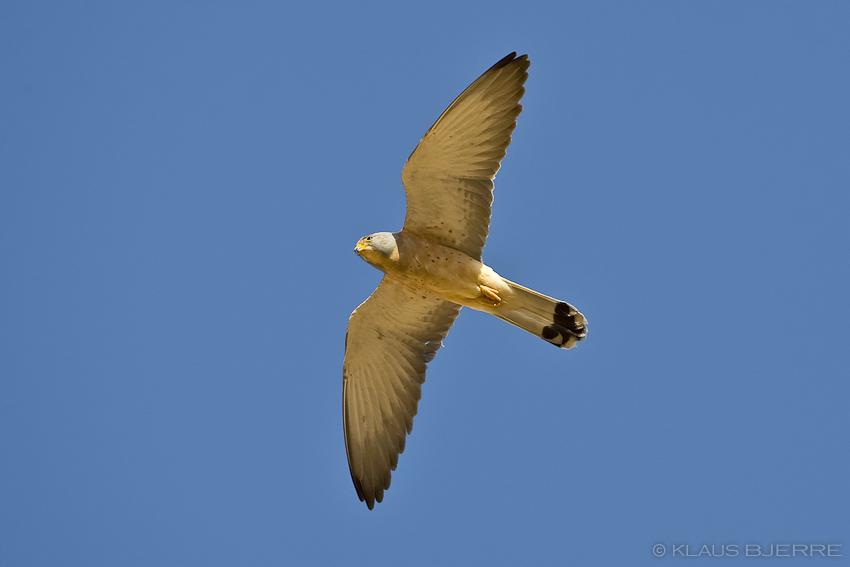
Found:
<box><xmin>352</xmin><ymin>477</ymin><xmax>377</xmax><ymax>510</ymax></box>
<box><xmin>492</xmin><ymin>52</ymin><xmax>528</xmax><ymax>70</ymax></box>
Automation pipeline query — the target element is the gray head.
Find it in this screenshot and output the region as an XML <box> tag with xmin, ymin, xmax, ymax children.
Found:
<box><xmin>354</xmin><ymin>232</ymin><xmax>398</xmax><ymax>270</ymax></box>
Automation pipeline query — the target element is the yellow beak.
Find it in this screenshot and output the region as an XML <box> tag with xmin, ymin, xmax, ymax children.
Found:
<box><xmin>355</xmin><ymin>240</ymin><xmax>368</xmax><ymax>254</ymax></box>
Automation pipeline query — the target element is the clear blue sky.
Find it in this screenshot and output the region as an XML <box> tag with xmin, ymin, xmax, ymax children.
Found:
<box><xmin>2</xmin><ymin>2</ymin><xmax>848</xmax><ymax>565</ymax></box>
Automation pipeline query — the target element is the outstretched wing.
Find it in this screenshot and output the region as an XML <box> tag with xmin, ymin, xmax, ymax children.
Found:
<box><xmin>401</xmin><ymin>52</ymin><xmax>529</xmax><ymax>260</ymax></box>
<box><xmin>343</xmin><ymin>278</ymin><xmax>461</xmax><ymax>509</ymax></box>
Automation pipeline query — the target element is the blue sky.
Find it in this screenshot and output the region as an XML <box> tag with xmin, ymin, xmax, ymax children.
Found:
<box><xmin>2</xmin><ymin>1</ymin><xmax>849</xmax><ymax>565</ymax></box>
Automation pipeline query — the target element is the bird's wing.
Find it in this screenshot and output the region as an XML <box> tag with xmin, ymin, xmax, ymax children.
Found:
<box><xmin>343</xmin><ymin>277</ymin><xmax>461</xmax><ymax>509</ymax></box>
<box><xmin>401</xmin><ymin>52</ymin><xmax>529</xmax><ymax>260</ymax></box>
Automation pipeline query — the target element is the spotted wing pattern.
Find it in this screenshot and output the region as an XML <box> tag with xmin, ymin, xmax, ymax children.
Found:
<box><xmin>401</xmin><ymin>53</ymin><xmax>529</xmax><ymax>260</ymax></box>
<box><xmin>343</xmin><ymin>278</ymin><xmax>461</xmax><ymax>509</ymax></box>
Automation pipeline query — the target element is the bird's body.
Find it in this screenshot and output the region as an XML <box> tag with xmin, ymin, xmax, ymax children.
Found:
<box><xmin>343</xmin><ymin>53</ymin><xmax>588</xmax><ymax>509</ymax></box>
<box><xmin>356</xmin><ymin>231</ymin><xmax>504</xmax><ymax>309</ymax></box>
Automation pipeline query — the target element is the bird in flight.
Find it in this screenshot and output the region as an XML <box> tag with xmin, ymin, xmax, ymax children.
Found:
<box><xmin>343</xmin><ymin>52</ymin><xmax>587</xmax><ymax>509</ymax></box>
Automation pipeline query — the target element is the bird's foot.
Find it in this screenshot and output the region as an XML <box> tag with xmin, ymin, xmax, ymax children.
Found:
<box><xmin>479</xmin><ymin>284</ymin><xmax>502</xmax><ymax>306</ymax></box>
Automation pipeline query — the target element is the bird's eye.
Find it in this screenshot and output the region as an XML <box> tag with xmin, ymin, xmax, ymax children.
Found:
<box><xmin>365</xmin><ymin>236</ymin><xmax>373</xmax><ymax>241</ymax></box>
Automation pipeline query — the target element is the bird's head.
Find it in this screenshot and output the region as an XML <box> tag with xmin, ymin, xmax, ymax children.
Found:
<box><xmin>355</xmin><ymin>232</ymin><xmax>398</xmax><ymax>270</ymax></box>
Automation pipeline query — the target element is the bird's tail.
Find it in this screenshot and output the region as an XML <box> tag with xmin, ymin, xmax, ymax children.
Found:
<box><xmin>494</xmin><ymin>279</ymin><xmax>587</xmax><ymax>348</ymax></box>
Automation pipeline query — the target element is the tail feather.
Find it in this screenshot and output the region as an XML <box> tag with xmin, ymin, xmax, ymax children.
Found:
<box><xmin>494</xmin><ymin>279</ymin><xmax>587</xmax><ymax>348</ymax></box>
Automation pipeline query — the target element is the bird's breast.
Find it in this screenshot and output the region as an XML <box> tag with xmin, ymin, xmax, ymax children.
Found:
<box><xmin>388</xmin><ymin>233</ymin><xmax>485</xmax><ymax>304</ymax></box>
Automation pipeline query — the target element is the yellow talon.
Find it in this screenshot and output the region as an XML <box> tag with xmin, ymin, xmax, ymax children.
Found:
<box><xmin>479</xmin><ymin>284</ymin><xmax>501</xmax><ymax>306</ymax></box>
